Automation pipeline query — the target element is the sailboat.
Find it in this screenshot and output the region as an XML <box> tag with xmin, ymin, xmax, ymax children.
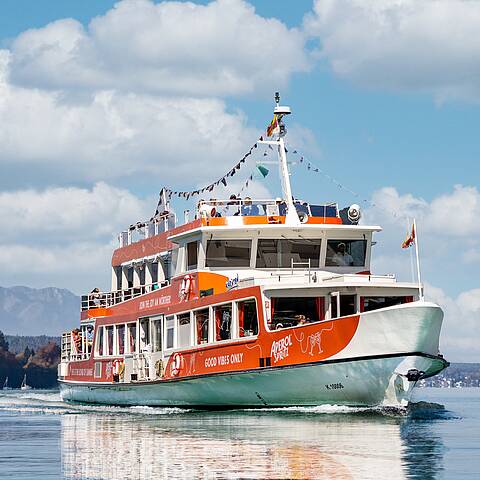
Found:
<box><xmin>20</xmin><ymin>374</ymin><xmax>32</xmax><ymax>390</ymax></box>
<box><xmin>3</xmin><ymin>377</ymin><xmax>11</xmax><ymax>390</ymax></box>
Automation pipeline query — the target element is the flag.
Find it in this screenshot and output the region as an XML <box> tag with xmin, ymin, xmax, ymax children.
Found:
<box><xmin>402</xmin><ymin>223</ymin><xmax>415</xmax><ymax>249</ymax></box>
<box><xmin>257</xmin><ymin>164</ymin><xmax>269</xmax><ymax>178</ymax></box>
<box><xmin>266</xmin><ymin>114</ymin><xmax>279</xmax><ymax>137</ymax></box>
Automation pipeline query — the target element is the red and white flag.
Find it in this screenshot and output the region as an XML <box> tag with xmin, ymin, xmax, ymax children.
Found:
<box><xmin>401</xmin><ymin>223</ymin><xmax>415</xmax><ymax>249</ymax></box>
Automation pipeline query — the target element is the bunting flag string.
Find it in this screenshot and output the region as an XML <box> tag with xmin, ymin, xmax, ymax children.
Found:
<box><xmin>288</xmin><ymin>146</ymin><xmax>407</xmax><ymax>221</ymax></box>
<box><xmin>153</xmin><ymin>140</ymin><xmax>261</xmax><ymax>216</ymax></box>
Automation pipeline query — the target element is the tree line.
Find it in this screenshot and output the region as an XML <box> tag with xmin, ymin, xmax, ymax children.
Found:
<box><xmin>0</xmin><ymin>330</ymin><xmax>60</xmax><ymax>389</ymax></box>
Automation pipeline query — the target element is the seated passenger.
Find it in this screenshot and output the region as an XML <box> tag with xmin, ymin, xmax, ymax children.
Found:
<box><xmin>241</xmin><ymin>197</ymin><xmax>260</xmax><ymax>216</ymax></box>
<box><xmin>275</xmin><ymin>198</ymin><xmax>287</xmax><ymax>216</ymax></box>
<box><xmin>294</xmin><ymin>314</ymin><xmax>307</xmax><ymax>326</ymax></box>
<box><xmin>332</xmin><ymin>243</ymin><xmax>354</xmax><ymax>266</ymax></box>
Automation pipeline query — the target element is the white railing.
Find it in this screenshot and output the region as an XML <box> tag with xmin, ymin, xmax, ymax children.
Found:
<box><xmin>118</xmin><ymin>213</ymin><xmax>176</xmax><ymax>248</ymax></box>
<box><xmin>81</xmin><ymin>281</ymin><xmax>169</xmax><ymax>311</ymax></box>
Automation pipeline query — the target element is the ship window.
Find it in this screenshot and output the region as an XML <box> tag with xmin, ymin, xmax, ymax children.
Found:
<box><xmin>95</xmin><ymin>327</ymin><xmax>104</xmax><ymax>356</ymax></box>
<box><xmin>114</xmin><ymin>266</ymin><xmax>122</xmax><ymax>291</ymax></box>
<box><xmin>177</xmin><ymin>313</ymin><xmax>191</xmax><ymax>348</ymax></box>
<box><xmin>152</xmin><ymin>318</ymin><xmax>162</xmax><ymax>352</ymax></box>
<box><xmin>105</xmin><ymin>326</ymin><xmax>114</xmax><ymax>356</ymax></box>
<box><xmin>127</xmin><ymin>267</ymin><xmax>134</xmax><ymax>288</ymax></box>
<box><xmin>139</xmin><ymin>266</ymin><xmax>146</xmax><ymax>285</ymax></box>
<box><xmin>325</xmin><ymin>240</ymin><xmax>367</xmax><ymax>267</ymax></box>
<box><xmin>127</xmin><ymin>323</ymin><xmax>136</xmax><ymax>353</ymax></box>
<box><xmin>256</xmin><ymin>239</ymin><xmax>321</xmax><ymax>268</ymax></box>
<box><xmin>151</xmin><ymin>261</ymin><xmax>159</xmax><ymax>284</ymax></box>
<box><xmin>269</xmin><ymin>297</ymin><xmax>322</xmax><ymax>330</ymax></box>
<box><xmin>195</xmin><ymin>309</ymin><xmax>209</xmax><ymax>345</ymax></box>
<box><xmin>361</xmin><ymin>296</ymin><xmax>405</xmax><ymax>312</ymax></box>
<box><xmin>116</xmin><ymin>324</ymin><xmax>125</xmax><ymax>355</ymax></box>
<box><xmin>238</xmin><ymin>299</ymin><xmax>258</xmax><ymax>337</ymax></box>
<box><xmin>215</xmin><ymin>304</ymin><xmax>233</xmax><ymax>341</ymax></box>
<box><xmin>139</xmin><ymin>318</ymin><xmax>150</xmax><ymax>351</ymax></box>
<box><xmin>206</xmin><ymin>240</ymin><xmax>251</xmax><ymax>268</ymax></box>
<box><xmin>186</xmin><ymin>241</ymin><xmax>198</xmax><ymax>271</ymax></box>
<box><xmin>331</xmin><ymin>294</ymin><xmax>356</xmax><ymax>319</ymax></box>
<box><xmin>165</xmin><ymin>316</ymin><xmax>175</xmax><ymax>349</ymax></box>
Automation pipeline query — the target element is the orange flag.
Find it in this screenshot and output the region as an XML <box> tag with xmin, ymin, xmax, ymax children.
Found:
<box><xmin>402</xmin><ymin>223</ymin><xmax>415</xmax><ymax>248</ymax></box>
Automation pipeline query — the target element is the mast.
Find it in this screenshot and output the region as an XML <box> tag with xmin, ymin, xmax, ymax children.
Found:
<box><xmin>259</xmin><ymin>92</ymin><xmax>300</xmax><ymax>226</ymax></box>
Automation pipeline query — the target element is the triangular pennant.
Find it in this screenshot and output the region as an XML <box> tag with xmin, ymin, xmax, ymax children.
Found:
<box><xmin>257</xmin><ymin>164</ymin><xmax>269</xmax><ymax>178</ymax></box>
<box><xmin>221</xmin><ymin>178</ymin><xmax>227</xmax><ymax>187</ymax></box>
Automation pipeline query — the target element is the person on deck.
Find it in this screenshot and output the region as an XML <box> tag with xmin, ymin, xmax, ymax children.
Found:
<box><xmin>241</xmin><ymin>197</ymin><xmax>260</xmax><ymax>216</ymax></box>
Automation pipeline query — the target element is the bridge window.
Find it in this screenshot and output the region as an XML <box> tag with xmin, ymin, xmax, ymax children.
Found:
<box><xmin>215</xmin><ymin>304</ymin><xmax>233</xmax><ymax>340</ymax></box>
<box><xmin>326</xmin><ymin>240</ymin><xmax>367</xmax><ymax>267</ymax></box>
<box><xmin>195</xmin><ymin>309</ymin><xmax>209</xmax><ymax>344</ymax></box>
<box><xmin>269</xmin><ymin>297</ymin><xmax>323</xmax><ymax>330</ymax></box>
<box><xmin>256</xmin><ymin>239</ymin><xmax>321</xmax><ymax>268</ymax></box>
<box><xmin>177</xmin><ymin>313</ymin><xmax>191</xmax><ymax>348</ymax></box>
<box><xmin>206</xmin><ymin>240</ymin><xmax>251</xmax><ymax>267</ymax></box>
<box><xmin>186</xmin><ymin>241</ymin><xmax>198</xmax><ymax>271</ymax></box>
<box><xmin>237</xmin><ymin>299</ymin><xmax>258</xmax><ymax>337</ymax></box>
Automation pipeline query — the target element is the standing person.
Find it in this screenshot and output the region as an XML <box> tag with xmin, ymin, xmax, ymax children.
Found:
<box><xmin>241</xmin><ymin>197</ymin><xmax>260</xmax><ymax>216</ymax></box>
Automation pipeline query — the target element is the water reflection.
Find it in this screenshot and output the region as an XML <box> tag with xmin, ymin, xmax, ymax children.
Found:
<box><xmin>61</xmin><ymin>406</ymin><xmax>445</xmax><ymax>480</ymax></box>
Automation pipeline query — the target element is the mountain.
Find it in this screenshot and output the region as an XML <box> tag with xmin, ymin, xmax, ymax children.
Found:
<box><xmin>0</xmin><ymin>286</ymin><xmax>79</xmax><ymax>336</ymax></box>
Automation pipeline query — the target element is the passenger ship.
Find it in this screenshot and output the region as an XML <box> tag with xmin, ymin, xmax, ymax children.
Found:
<box><xmin>59</xmin><ymin>97</ymin><xmax>448</xmax><ymax>408</ymax></box>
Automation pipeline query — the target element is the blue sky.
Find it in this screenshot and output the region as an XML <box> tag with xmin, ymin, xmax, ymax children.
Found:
<box><xmin>0</xmin><ymin>0</ymin><xmax>478</xmax><ymax>360</ymax></box>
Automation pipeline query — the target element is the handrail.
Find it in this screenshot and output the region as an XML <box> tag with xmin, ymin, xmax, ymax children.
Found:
<box><xmin>81</xmin><ymin>281</ymin><xmax>169</xmax><ymax>311</ymax></box>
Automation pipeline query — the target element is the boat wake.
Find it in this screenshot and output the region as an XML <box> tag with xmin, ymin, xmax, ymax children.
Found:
<box><xmin>0</xmin><ymin>390</ymin><xmax>190</xmax><ymax>416</ymax></box>
<box><xmin>0</xmin><ymin>389</ymin><xmax>454</xmax><ymax>419</ymax></box>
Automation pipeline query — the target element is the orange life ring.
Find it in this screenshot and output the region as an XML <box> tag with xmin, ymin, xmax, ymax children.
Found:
<box><xmin>171</xmin><ymin>353</ymin><xmax>183</xmax><ymax>377</ymax></box>
<box><xmin>112</xmin><ymin>359</ymin><xmax>124</xmax><ymax>377</ymax></box>
<box><xmin>180</xmin><ymin>274</ymin><xmax>193</xmax><ymax>301</ymax></box>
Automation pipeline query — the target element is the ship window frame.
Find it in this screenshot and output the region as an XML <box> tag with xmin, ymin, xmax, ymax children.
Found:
<box><xmin>194</xmin><ymin>308</ymin><xmax>210</xmax><ymax>345</ymax></box>
<box><xmin>213</xmin><ymin>302</ymin><xmax>234</xmax><ymax>342</ymax></box>
<box><xmin>325</xmin><ymin>239</ymin><xmax>367</xmax><ymax>267</ymax></box>
<box><xmin>164</xmin><ymin>315</ymin><xmax>176</xmax><ymax>350</ymax></box>
<box><xmin>256</xmin><ymin>238</ymin><xmax>322</xmax><ymax>269</ymax></box>
<box><xmin>267</xmin><ymin>296</ymin><xmax>326</xmax><ymax>331</ymax></box>
<box><xmin>235</xmin><ymin>298</ymin><xmax>259</xmax><ymax>338</ymax></box>
<box><xmin>205</xmin><ymin>239</ymin><xmax>252</xmax><ymax>268</ymax></box>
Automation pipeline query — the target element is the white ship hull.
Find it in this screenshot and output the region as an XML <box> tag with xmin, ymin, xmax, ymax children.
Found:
<box><xmin>60</xmin><ymin>302</ymin><xmax>447</xmax><ymax>408</ymax></box>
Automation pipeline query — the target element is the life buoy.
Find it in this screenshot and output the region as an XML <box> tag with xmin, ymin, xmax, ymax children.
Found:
<box><xmin>180</xmin><ymin>274</ymin><xmax>193</xmax><ymax>301</ymax></box>
<box><xmin>112</xmin><ymin>359</ymin><xmax>124</xmax><ymax>377</ymax></box>
<box><xmin>170</xmin><ymin>353</ymin><xmax>183</xmax><ymax>377</ymax></box>
<box><xmin>155</xmin><ymin>359</ymin><xmax>163</xmax><ymax>378</ymax></box>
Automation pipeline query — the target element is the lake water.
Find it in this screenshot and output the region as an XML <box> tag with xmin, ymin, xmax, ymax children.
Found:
<box><xmin>0</xmin><ymin>388</ymin><xmax>478</xmax><ymax>479</ymax></box>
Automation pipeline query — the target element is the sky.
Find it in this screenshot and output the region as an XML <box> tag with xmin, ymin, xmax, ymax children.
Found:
<box><xmin>0</xmin><ymin>0</ymin><xmax>478</xmax><ymax>361</ymax></box>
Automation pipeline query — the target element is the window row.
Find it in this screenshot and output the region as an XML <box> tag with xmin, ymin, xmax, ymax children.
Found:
<box><xmin>94</xmin><ymin>299</ymin><xmax>258</xmax><ymax>357</ymax></box>
<box><xmin>186</xmin><ymin>238</ymin><xmax>367</xmax><ymax>270</ymax></box>
<box><xmin>270</xmin><ymin>295</ymin><xmax>414</xmax><ymax>330</ymax></box>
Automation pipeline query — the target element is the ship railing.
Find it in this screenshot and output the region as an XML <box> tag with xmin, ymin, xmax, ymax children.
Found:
<box><xmin>81</xmin><ymin>281</ymin><xmax>169</xmax><ymax>311</ymax></box>
<box><xmin>61</xmin><ymin>331</ymin><xmax>92</xmax><ymax>362</ymax></box>
<box><xmin>118</xmin><ymin>212</ymin><xmax>176</xmax><ymax>248</ymax></box>
<box><xmin>196</xmin><ymin>198</ymin><xmax>339</xmax><ymax>220</ymax></box>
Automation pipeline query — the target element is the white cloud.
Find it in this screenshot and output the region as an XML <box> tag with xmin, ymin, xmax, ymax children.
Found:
<box><xmin>305</xmin><ymin>0</ymin><xmax>480</xmax><ymax>101</ymax></box>
<box><xmin>9</xmin><ymin>0</ymin><xmax>308</xmax><ymax>97</ymax></box>
<box><xmin>0</xmin><ymin>182</ymin><xmax>151</xmax><ymax>243</ymax></box>
<box><xmin>425</xmin><ymin>283</ymin><xmax>480</xmax><ymax>362</ymax></box>
<box><xmin>0</xmin><ymin>50</ymin><xmax>259</xmax><ymax>185</ymax></box>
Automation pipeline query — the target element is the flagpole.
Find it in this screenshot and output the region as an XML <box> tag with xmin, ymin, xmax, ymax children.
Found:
<box><xmin>413</xmin><ymin>218</ymin><xmax>424</xmax><ymax>301</ymax></box>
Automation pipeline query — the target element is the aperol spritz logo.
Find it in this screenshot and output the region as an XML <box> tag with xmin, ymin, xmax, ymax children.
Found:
<box><xmin>270</xmin><ymin>334</ymin><xmax>292</xmax><ymax>364</ymax></box>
